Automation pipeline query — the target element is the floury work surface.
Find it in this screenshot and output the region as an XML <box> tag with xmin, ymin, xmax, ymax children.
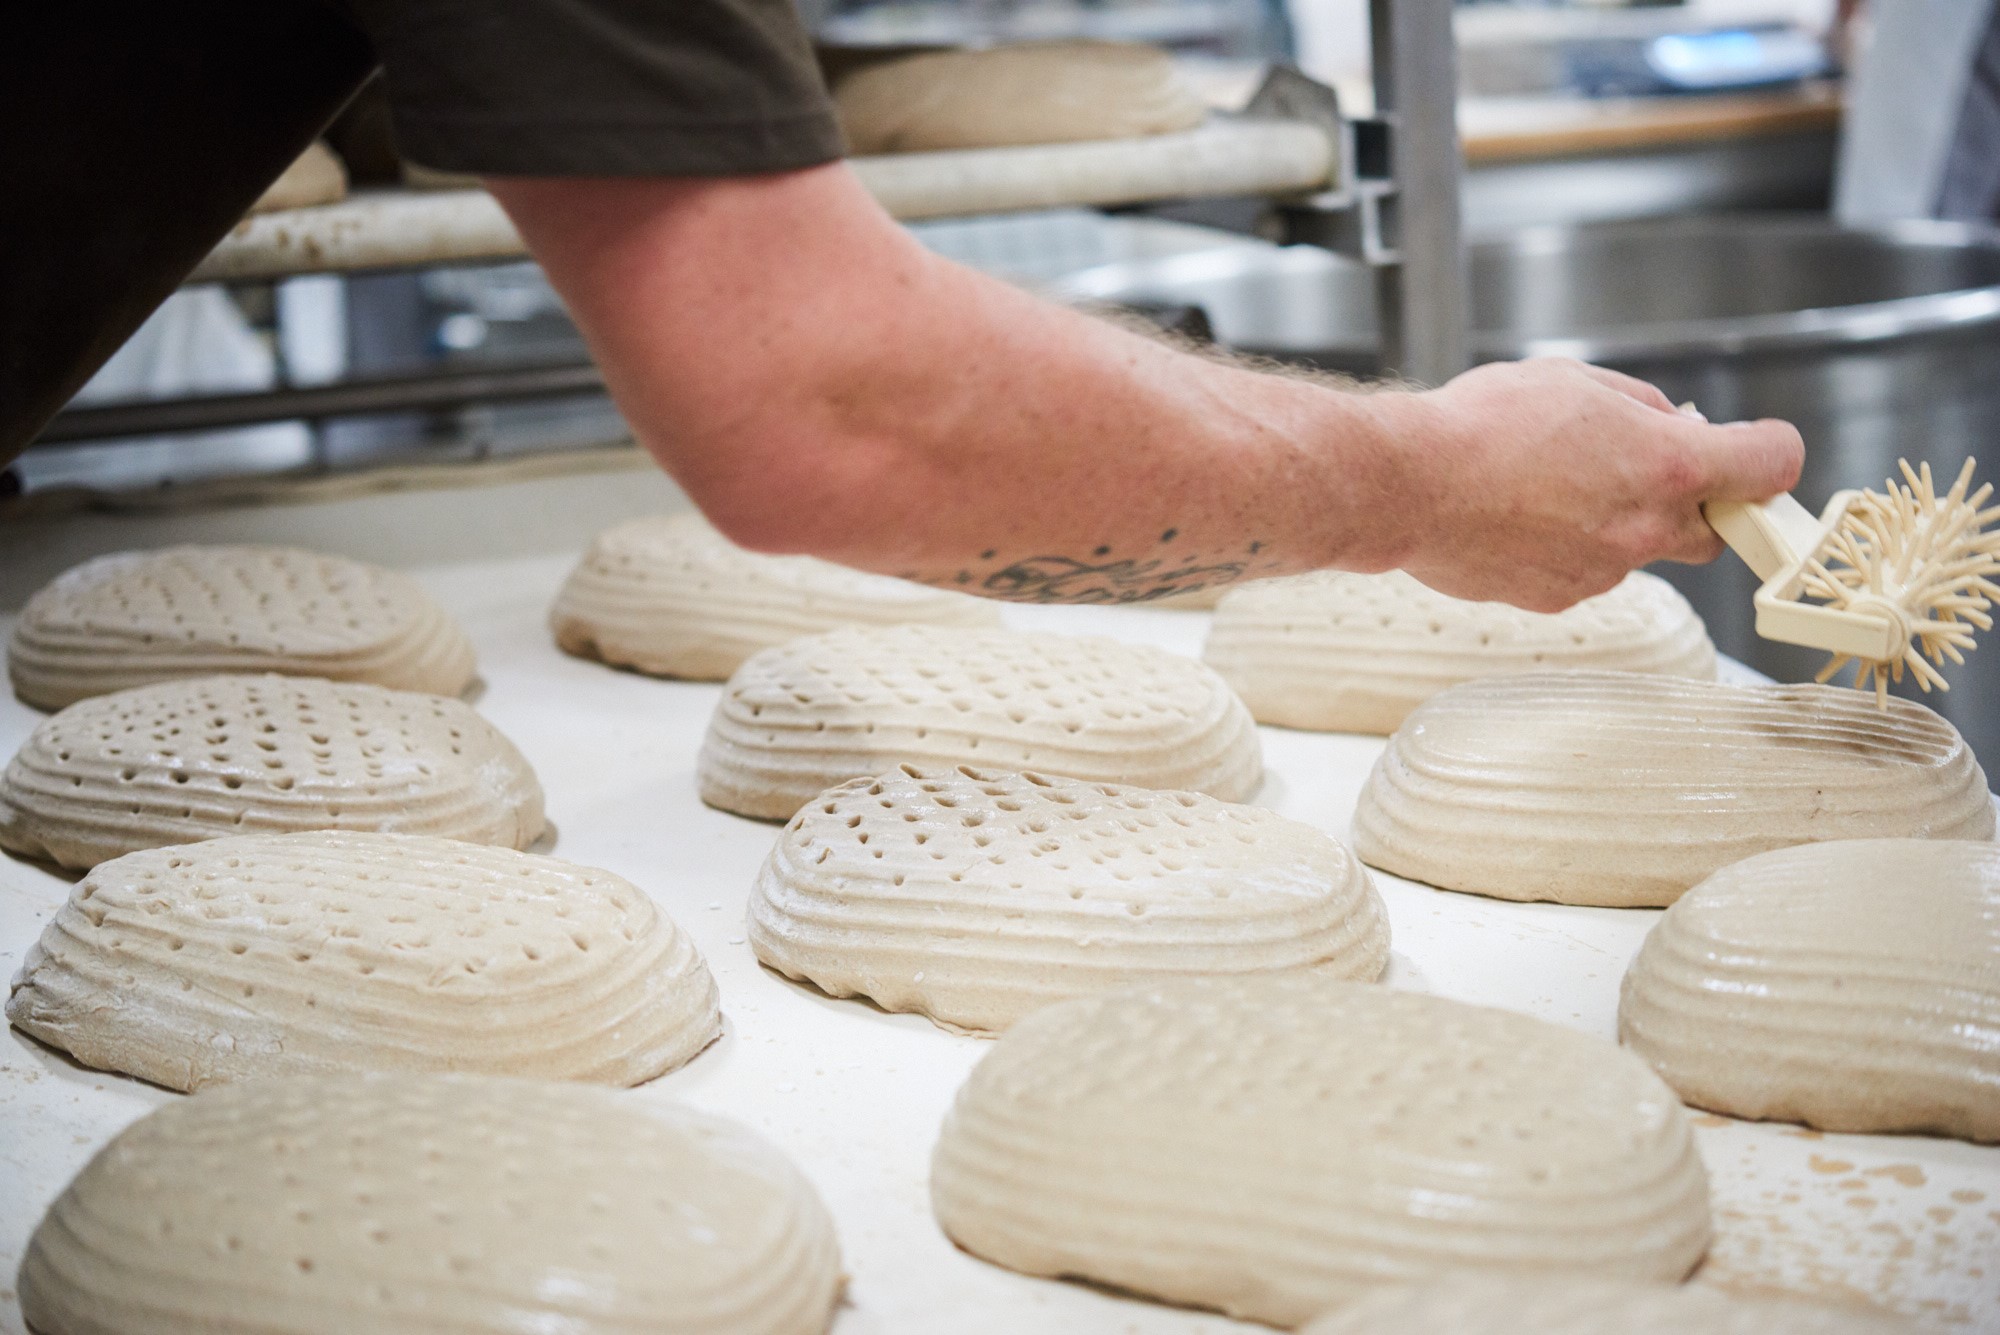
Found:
<box><xmin>0</xmin><ymin>545</ymin><xmax>1996</xmax><ymax>1332</ymax></box>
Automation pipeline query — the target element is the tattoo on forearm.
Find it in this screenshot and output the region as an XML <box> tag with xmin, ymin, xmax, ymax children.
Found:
<box><xmin>923</xmin><ymin>535</ymin><xmax>1277</xmax><ymax>605</ymax></box>
<box><xmin>977</xmin><ymin>554</ymin><xmax>1247</xmax><ymax>603</ymax></box>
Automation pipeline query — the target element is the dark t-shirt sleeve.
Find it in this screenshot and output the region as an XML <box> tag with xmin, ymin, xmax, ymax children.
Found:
<box><xmin>336</xmin><ymin>0</ymin><xmax>846</xmax><ymax>176</ymax></box>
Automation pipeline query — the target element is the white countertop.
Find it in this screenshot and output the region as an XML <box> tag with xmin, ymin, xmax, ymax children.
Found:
<box><xmin>1</xmin><ymin>549</ymin><xmax>1995</xmax><ymax>1333</ymax></box>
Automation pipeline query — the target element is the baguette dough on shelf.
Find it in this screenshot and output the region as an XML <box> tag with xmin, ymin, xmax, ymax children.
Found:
<box><xmin>7</xmin><ymin>831</ymin><xmax>720</xmax><ymax>1091</ymax></box>
<box><xmin>749</xmin><ymin>765</ymin><xmax>1386</xmax><ymax>1033</ymax></box>
<box><xmin>698</xmin><ymin>625</ymin><xmax>1262</xmax><ymax>820</ymax></box>
<box><xmin>549</xmin><ymin>512</ymin><xmax>998</xmax><ymax>681</ymax></box>
<box><xmin>0</xmin><ymin>675</ymin><xmax>545</xmax><ymax>870</ymax></box>
<box><xmin>1299</xmin><ymin>1274</ymin><xmax>1916</xmax><ymax>1334</ymax></box>
<box><xmin>1352</xmin><ymin>671</ymin><xmax>1994</xmax><ymax>907</ymax></box>
<box><xmin>18</xmin><ymin>1075</ymin><xmax>843</xmax><ymax>1334</ymax></box>
<box><xmin>931</xmin><ymin>975</ymin><xmax>1711</xmax><ymax>1326</ymax></box>
<box><xmin>9</xmin><ymin>545</ymin><xmax>476</xmax><ymax>711</ymax></box>
<box><xmin>1204</xmin><ymin>569</ymin><xmax>1715</xmax><ymax>734</ymax></box>
<box><xmin>835</xmin><ymin>40</ymin><xmax>1208</xmax><ymax>156</ymax></box>
<box><xmin>1620</xmin><ymin>838</ymin><xmax>2000</xmax><ymax>1143</ymax></box>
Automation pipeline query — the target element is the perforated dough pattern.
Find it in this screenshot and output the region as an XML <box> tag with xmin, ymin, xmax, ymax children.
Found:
<box><xmin>0</xmin><ymin>675</ymin><xmax>545</xmax><ymax>869</ymax></box>
<box><xmin>1300</xmin><ymin>1275</ymin><xmax>1917</xmax><ymax>1334</ymax></box>
<box><xmin>550</xmin><ymin>513</ymin><xmax>999</xmax><ymax>680</ymax></box>
<box><xmin>750</xmin><ymin>765</ymin><xmax>1386</xmax><ymax>1032</ymax></box>
<box><xmin>1204</xmin><ymin>570</ymin><xmax>1715</xmax><ymax>734</ymax></box>
<box><xmin>1620</xmin><ymin>839</ymin><xmax>2000</xmax><ymax>1142</ymax></box>
<box><xmin>931</xmin><ymin>975</ymin><xmax>1710</xmax><ymax>1326</ymax></box>
<box><xmin>7</xmin><ymin>831</ymin><xmax>720</xmax><ymax>1090</ymax></box>
<box><xmin>18</xmin><ymin>1075</ymin><xmax>842</xmax><ymax>1335</ymax></box>
<box><xmin>9</xmin><ymin>546</ymin><xmax>477</xmax><ymax>710</ymax></box>
<box><xmin>1352</xmin><ymin>671</ymin><xmax>1994</xmax><ymax>908</ymax></box>
<box><xmin>699</xmin><ymin>626</ymin><xmax>1262</xmax><ymax>820</ymax></box>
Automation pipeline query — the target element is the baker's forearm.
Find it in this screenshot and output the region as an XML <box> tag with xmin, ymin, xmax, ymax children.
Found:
<box><xmin>494</xmin><ymin>165</ymin><xmax>1411</xmax><ymax>603</ymax></box>
<box><xmin>703</xmin><ymin>251</ymin><xmax>1421</xmax><ymax>600</ymax></box>
<box><xmin>491</xmin><ymin>165</ymin><xmax>1804</xmax><ymax>612</ymax></box>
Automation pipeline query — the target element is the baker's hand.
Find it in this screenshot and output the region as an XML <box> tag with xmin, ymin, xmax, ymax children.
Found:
<box><xmin>1393</xmin><ymin>357</ymin><xmax>1803</xmax><ymax>613</ymax></box>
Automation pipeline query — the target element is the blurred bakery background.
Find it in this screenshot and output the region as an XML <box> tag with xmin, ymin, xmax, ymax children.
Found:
<box><xmin>8</xmin><ymin>0</ymin><xmax>2000</xmax><ymax>767</ymax></box>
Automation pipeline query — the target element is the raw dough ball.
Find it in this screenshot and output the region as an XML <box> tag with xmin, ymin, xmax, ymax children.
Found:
<box><xmin>18</xmin><ymin>1074</ymin><xmax>843</xmax><ymax>1334</ymax></box>
<box><xmin>7</xmin><ymin>831</ymin><xmax>720</xmax><ymax>1091</ymax></box>
<box><xmin>749</xmin><ymin>764</ymin><xmax>1386</xmax><ymax>1033</ymax></box>
<box><xmin>9</xmin><ymin>544</ymin><xmax>476</xmax><ymax>710</ymax></box>
<box><xmin>0</xmin><ymin>675</ymin><xmax>545</xmax><ymax>870</ymax></box>
<box><xmin>550</xmin><ymin>512</ymin><xmax>999</xmax><ymax>681</ymax></box>
<box><xmin>1352</xmin><ymin>671</ymin><xmax>1993</xmax><ymax>908</ymax></box>
<box><xmin>1300</xmin><ymin>1274</ymin><xmax>1916</xmax><ymax>1334</ymax></box>
<box><xmin>1620</xmin><ymin>838</ymin><xmax>2000</xmax><ymax>1142</ymax></box>
<box><xmin>836</xmin><ymin>41</ymin><xmax>1207</xmax><ymax>155</ymax></box>
<box><xmin>1204</xmin><ymin>569</ymin><xmax>1715</xmax><ymax>733</ymax></box>
<box><xmin>698</xmin><ymin>625</ymin><xmax>1262</xmax><ymax>820</ymax></box>
<box><xmin>931</xmin><ymin>975</ymin><xmax>1710</xmax><ymax>1326</ymax></box>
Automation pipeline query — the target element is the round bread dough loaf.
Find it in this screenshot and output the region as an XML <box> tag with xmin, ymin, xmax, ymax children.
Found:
<box><xmin>749</xmin><ymin>764</ymin><xmax>1386</xmax><ymax>1033</ymax></box>
<box><xmin>1299</xmin><ymin>1275</ymin><xmax>1916</xmax><ymax>1334</ymax></box>
<box><xmin>18</xmin><ymin>1074</ymin><xmax>843</xmax><ymax>1334</ymax></box>
<box><xmin>1204</xmin><ymin>570</ymin><xmax>1715</xmax><ymax>734</ymax></box>
<box><xmin>7</xmin><ymin>831</ymin><xmax>720</xmax><ymax>1091</ymax></box>
<box><xmin>931</xmin><ymin>975</ymin><xmax>1711</xmax><ymax>1326</ymax></box>
<box><xmin>0</xmin><ymin>675</ymin><xmax>545</xmax><ymax>870</ymax></box>
<box><xmin>698</xmin><ymin>625</ymin><xmax>1262</xmax><ymax>820</ymax></box>
<box><xmin>1352</xmin><ymin>671</ymin><xmax>1994</xmax><ymax>908</ymax></box>
<box><xmin>9</xmin><ymin>545</ymin><xmax>477</xmax><ymax>711</ymax></box>
<box><xmin>550</xmin><ymin>512</ymin><xmax>999</xmax><ymax>681</ymax></box>
<box><xmin>1620</xmin><ymin>838</ymin><xmax>2000</xmax><ymax>1142</ymax></box>
<box><xmin>835</xmin><ymin>41</ymin><xmax>1207</xmax><ymax>155</ymax></box>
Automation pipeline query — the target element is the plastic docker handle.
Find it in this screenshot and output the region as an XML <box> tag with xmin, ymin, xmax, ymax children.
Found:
<box><xmin>1705</xmin><ymin>491</ymin><xmax>1907</xmax><ymax>663</ymax></box>
<box><xmin>1701</xmin><ymin>493</ymin><xmax>1827</xmax><ymax>584</ymax></box>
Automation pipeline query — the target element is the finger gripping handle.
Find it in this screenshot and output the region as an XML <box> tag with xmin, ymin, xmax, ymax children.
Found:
<box><xmin>1702</xmin><ymin>493</ymin><xmax>1825</xmax><ymax>583</ymax></box>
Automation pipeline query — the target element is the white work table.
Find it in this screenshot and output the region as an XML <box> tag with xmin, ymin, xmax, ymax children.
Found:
<box><xmin>1</xmin><ymin>531</ymin><xmax>1995</xmax><ymax>1332</ymax></box>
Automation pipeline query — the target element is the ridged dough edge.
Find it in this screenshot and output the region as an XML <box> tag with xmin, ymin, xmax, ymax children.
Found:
<box><xmin>1618</xmin><ymin>839</ymin><xmax>2000</xmax><ymax>1141</ymax></box>
<box><xmin>1351</xmin><ymin>672</ymin><xmax>1993</xmax><ymax>907</ymax></box>
<box><xmin>6</xmin><ymin>832</ymin><xmax>721</xmax><ymax>1091</ymax></box>
<box><xmin>8</xmin><ymin>547</ymin><xmax>477</xmax><ymax>710</ymax></box>
<box><xmin>747</xmin><ymin>766</ymin><xmax>1387</xmax><ymax>1031</ymax></box>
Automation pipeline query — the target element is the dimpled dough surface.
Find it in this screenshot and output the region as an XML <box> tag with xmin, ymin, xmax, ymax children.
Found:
<box><xmin>835</xmin><ymin>40</ymin><xmax>1207</xmax><ymax>155</ymax></box>
<box><xmin>17</xmin><ymin>1074</ymin><xmax>844</xmax><ymax>1335</ymax></box>
<box><xmin>1203</xmin><ymin>569</ymin><xmax>1715</xmax><ymax>734</ymax></box>
<box><xmin>1299</xmin><ymin>1275</ymin><xmax>1917</xmax><ymax>1334</ymax></box>
<box><xmin>698</xmin><ymin>625</ymin><xmax>1262</xmax><ymax>820</ymax></box>
<box><xmin>9</xmin><ymin>545</ymin><xmax>476</xmax><ymax>710</ymax></box>
<box><xmin>6</xmin><ymin>831</ymin><xmax>720</xmax><ymax>1091</ymax></box>
<box><xmin>550</xmin><ymin>513</ymin><xmax>1000</xmax><ymax>681</ymax></box>
<box><xmin>1619</xmin><ymin>839</ymin><xmax>2000</xmax><ymax>1143</ymax></box>
<box><xmin>930</xmin><ymin>975</ymin><xmax>1711</xmax><ymax>1326</ymax></box>
<box><xmin>1352</xmin><ymin>671</ymin><xmax>1994</xmax><ymax>908</ymax></box>
<box><xmin>0</xmin><ymin>674</ymin><xmax>545</xmax><ymax>870</ymax></box>
<box><xmin>749</xmin><ymin>765</ymin><xmax>1387</xmax><ymax>1033</ymax></box>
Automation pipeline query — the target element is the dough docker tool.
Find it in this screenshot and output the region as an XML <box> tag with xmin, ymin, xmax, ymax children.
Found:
<box><xmin>1689</xmin><ymin>406</ymin><xmax>2000</xmax><ymax>707</ymax></box>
